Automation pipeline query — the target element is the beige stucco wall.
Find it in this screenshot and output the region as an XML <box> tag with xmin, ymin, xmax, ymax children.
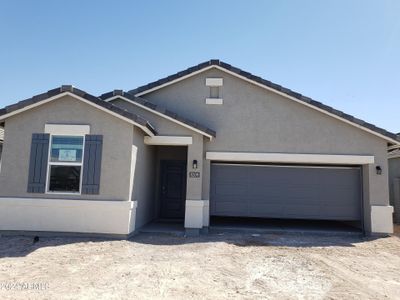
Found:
<box><xmin>134</xmin><ymin>68</ymin><xmax>391</xmax><ymax>233</ymax></box>
<box><xmin>109</xmin><ymin>98</ymin><xmax>209</xmax><ymax>228</ymax></box>
<box><xmin>0</xmin><ymin>95</ymin><xmax>135</xmax><ymax>201</ymax></box>
<box><xmin>141</xmin><ymin>69</ymin><xmax>389</xmax><ymax>193</ymax></box>
<box><xmin>140</xmin><ymin>69</ymin><xmax>387</xmax><ymax>154</ymax></box>
<box><xmin>131</xmin><ymin>126</ymin><xmax>157</xmax><ymax>229</ymax></box>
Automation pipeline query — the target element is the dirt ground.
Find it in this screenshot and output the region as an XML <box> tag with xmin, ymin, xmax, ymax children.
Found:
<box><xmin>0</xmin><ymin>229</ymin><xmax>399</xmax><ymax>300</ymax></box>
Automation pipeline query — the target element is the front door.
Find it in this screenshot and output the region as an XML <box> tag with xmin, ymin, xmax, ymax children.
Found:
<box><xmin>160</xmin><ymin>160</ymin><xmax>187</xmax><ymax>219</ymax></box>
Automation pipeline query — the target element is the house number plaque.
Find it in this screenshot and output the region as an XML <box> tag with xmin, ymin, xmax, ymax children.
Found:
<box><xmin>189</xmin><ymin>172</ymin><xmax>200</xmax><ymax>178</ymax></box>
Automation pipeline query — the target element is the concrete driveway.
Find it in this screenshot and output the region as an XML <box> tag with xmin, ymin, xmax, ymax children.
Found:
<box><xmin>0</xmin><ymin>230</ymin><xmax>399</xmax><ymax>300</ymax></box>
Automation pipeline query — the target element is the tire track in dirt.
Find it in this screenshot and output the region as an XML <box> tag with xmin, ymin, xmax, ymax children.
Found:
<box><xmin>306</xmin><ymin>253</ymin><xmax>388</xmax><ymax>299</ymax></box>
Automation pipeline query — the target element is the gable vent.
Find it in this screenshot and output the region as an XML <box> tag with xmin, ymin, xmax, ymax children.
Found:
<box><xmin>205</xmin><ymin>78</ymin><xmax>223</xmax><ymax>105</ymax></box>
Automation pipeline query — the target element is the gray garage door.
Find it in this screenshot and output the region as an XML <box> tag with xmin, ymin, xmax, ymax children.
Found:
<box><xmin>210</xmin><ymin>163</ymin><xmax>362</xmax><ymax>221</ymax></box>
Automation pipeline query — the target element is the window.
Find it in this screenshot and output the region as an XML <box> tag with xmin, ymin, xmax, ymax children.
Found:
<box><xmin>47</xmin><ymin>135</ymin><xmax>84</xmax><ymax>193</ymax></box>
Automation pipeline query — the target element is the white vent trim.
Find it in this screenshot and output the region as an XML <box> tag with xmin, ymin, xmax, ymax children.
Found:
<box><xmin>206</xmin><ymin>78</ymin><xmax>223</xmax><ymax>86</ymax></box>
<box><xmin>144</xmin><ymin>136</ymin><xmax>193</xmax><ymax>146</ymax></box>
<box><xmin>44</xmin><ymin>124</ymin><xmax>90</xmax><ymax>135</ymax></box>
<box><xmin>205</xmin><ymin>98</ymin><xmax>223</xmax><ymax>105</ymax></box>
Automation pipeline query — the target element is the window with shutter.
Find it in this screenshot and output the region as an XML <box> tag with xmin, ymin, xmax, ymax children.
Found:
<box><xmin>27</xmin><ymin>127</ymin><xmax>103</xmax><ymax>195</ymax></box>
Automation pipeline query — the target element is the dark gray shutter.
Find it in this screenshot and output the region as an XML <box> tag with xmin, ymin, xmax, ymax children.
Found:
<box><xmin>27</xmin><ymin>133</ymin><xmax>50</xmax><ymax>193</ymax></box>
<box><xmin>82</xmin><ymin>135</ymin><xmax>103</xmax><ymax>194</ymax></box>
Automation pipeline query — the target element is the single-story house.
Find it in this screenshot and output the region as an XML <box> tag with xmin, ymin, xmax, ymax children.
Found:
<box><xmin>0</xmin><ymin>60</ymin><xmax>398</xmax><ymax>236</ymax></box>
<box><xmin>389</xmin><ymin>146</ymin><xmax>400</xmax><ymax>223</ymax></box>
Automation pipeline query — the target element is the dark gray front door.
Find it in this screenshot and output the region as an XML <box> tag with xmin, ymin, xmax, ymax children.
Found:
<box><xmin>210</xmin><ymin>163</ymin><xmax>362</xmax><ymax>221</ymax></box>
<box><xmin>160</xmin><ymin>160</ymin><xmax>187</xmax><ymax>219</ymax></box>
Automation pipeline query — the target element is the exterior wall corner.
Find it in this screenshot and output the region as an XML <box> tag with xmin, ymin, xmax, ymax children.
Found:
<box><xmin>370</xmin><ymin>205</ymin><xmax>394</xmax><ymax>234</ymax></box>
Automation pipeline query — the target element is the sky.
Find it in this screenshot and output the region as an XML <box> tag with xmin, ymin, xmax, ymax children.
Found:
<box><xmin>0</xmin><ymin>0</ymin><xmax>399</xmax><ymax>132</ymax></box>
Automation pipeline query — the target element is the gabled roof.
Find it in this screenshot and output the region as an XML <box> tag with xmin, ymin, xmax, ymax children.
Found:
<box><xmin>0</xmin><ymin>86</ymin><xmax>157</xmax><ymax>136</ymax></box>
<box><xmin>100</xmin><ymin>90</ymin><xmax>216</xmax><ymax>139</ymax></box>
<box><xmin>129</xmin><ymin>59</ymin><xmax>400</xmax><ymax>145</ymax></box>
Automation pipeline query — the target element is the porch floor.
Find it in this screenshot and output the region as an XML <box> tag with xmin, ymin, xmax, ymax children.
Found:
<box><xmin>140</xmin><ymin>219</ymin><xmax>185</xmax><ymax>236</ymax></box>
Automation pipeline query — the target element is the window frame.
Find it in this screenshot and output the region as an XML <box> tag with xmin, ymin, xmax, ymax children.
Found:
<box><xmin>45</xmin><ymin>134</ymin><xmax>86</xmax><ymax>195</ymax></box>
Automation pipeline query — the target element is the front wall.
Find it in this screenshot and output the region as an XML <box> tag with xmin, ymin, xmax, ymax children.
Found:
<box><xmin>389</xmin><ymin>157</ymin><xmax>400</xmax><ymax>222</ymax></box>
<box><xmin>0</xmin><ymin>198</ymin><xmax>135</xmax><ymax>234</ymax></box>
<box><xmin>110</xmin><ymin>98</ymin><xmax>207</xmax><ymax>228</ymax></box>
<box><xmin>131</xmin><ymin>127</ymin><xmax>157</xmax><ymax>229</ymax></box>
<box><xmin>0</xmin><ymin>95</ymin><xmax>134</xmax><ymax>201</ymax></box>
<box><xmin>141</xmin><ymin>68</ymin><xmax>390</xmax><ymax>211</ymax></box>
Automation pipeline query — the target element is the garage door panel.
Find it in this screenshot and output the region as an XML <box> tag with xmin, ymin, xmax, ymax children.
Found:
<box><xmin>213</xmin><ymin>202</ymin><xmax>247</xmax><ymax>216</ymax></box>
<box><xmin>212</xmin><ymin>166</ymin><xmax>246</xmax><ymax>182</ymax></box>
<box><xmin>215</xmin><ymin>183</ymin><xmax>247</xmax><ymax>197</ymax></box>
<box><xmin>333</xmin><ymin>188</ymin><xmax>360</xmax><ymax>200</ymax></box>
<box><xmin>282</xmin><ymin>205</ymin><xmax>323</xmax><ymax>218</ymax></box>
<box><xmin>248</xmin><ymin>205</ymin><xmax>286</xmax><ymax>217</ymax></box>
<box><xmin>210</xmin><ymin>164</ymin><xmax>361</xmax><ymax>221</ymax></box>
<box><xmin>212</xmin><ymin>196</ymin><xmax>244</xmax><ymax>205</ymax></box>
<box><xmin>284</xmin><ymin>196</ymin><xmax>321</xmax><ymax>206</ymax></box>
<box><xmin>323</xmin><ymin>205</ymin><xmax>361</xmax><ymax>219</ymax></box>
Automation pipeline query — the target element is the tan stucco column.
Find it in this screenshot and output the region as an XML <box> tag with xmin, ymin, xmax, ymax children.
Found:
<box><xmin>184</xmin><ymin>134</ymin><xmax>207</xmax><ymax>230</ymax></box>
<box><xmin>363</xmin><ymin>162</ymin><xmax>394</xmax><ymax>235</ymax></box>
